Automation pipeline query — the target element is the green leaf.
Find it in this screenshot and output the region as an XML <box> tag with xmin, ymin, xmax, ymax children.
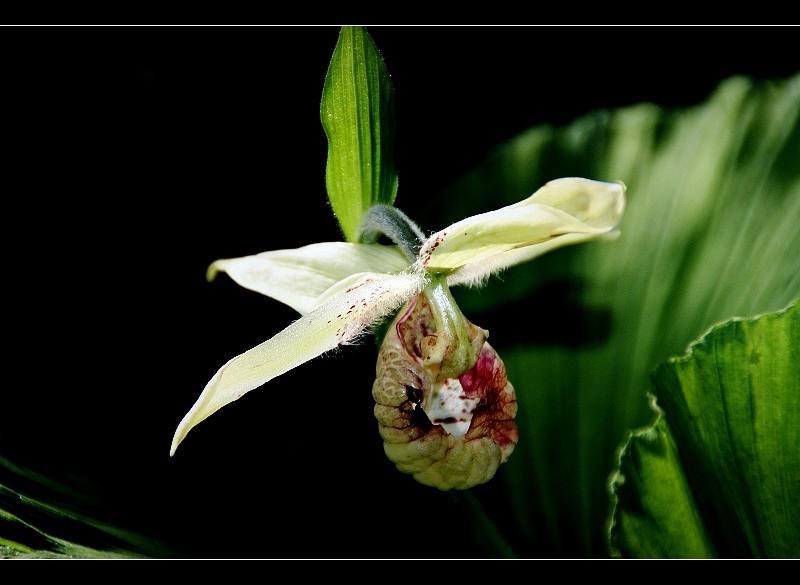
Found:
<box><xmin>633</xmin><ymin>301</ymin><xmax>798</xmax><ymax>558</ymax></box>
<box><xmin>321</xmin><ymin>26</ymin><xmax>398</xmax><ymax>242</ymax></box>
<box><xmin>608</xmin><ymin>399</ymin><xmax>718</xmax><ymax>558</ymax></box>
<box><xmin>420</xmin><ymin>74</ymin><xmax>800</xmax><ymax>557</ymax></box>
<box><xmin>1</xmin><ymin>456</ymin><xmax>177</xmax><ymax>558</ymax></box>
<box><xmin>610</xmin><ymin>301</ymin><xmax>799</xmax><ymax>558</ymax></box>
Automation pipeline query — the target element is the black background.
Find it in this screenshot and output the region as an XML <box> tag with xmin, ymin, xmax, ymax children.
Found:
<box><xmin>2</xmin><ymin>26</ymin><xmax>797</xmax><ymax>558</ymax></box>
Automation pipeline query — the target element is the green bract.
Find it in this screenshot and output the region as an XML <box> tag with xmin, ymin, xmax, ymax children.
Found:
<box><xmin>321</xmin><ymin>27</ymin><xmax>398</xmax><ymax>242</ymax></box>
<box><xmin>170</xmin><ymin>178</ymin><xmax>626</xmax><ymax>455</ymax></box>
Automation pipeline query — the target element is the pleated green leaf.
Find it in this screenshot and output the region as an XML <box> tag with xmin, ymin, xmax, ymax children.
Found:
<box><xmin>620</xmin><ymin>301</ymin><xmax>799</xmax><ymax>558</ymax></box>
<box><xmin>608</xmin><ymin>401</ymin><xmax>717</xmax><ymax>559</ymax></box>
<box><xmin>425</xmin><ymin>74</ymin><xmax>800</xmax><ymax>557</ymax></box>
<box><xmin>321</xmin><ymin>26</ymin><xmax>398</xmax><ymax>242</ymax></box>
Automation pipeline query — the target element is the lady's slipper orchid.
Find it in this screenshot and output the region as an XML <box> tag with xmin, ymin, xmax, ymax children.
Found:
<box><xmin>171</xmin><ymin>177</ymin><xmax>626</xmax><ymax>488</ymax></box>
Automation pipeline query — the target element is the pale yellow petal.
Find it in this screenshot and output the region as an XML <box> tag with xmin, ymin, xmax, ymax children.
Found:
<box><xmin>419</xmin><ymin>178</ymin><xmax>626</xmax><ymax>284</ymax></box>
<box><xmin>447</xmin><ymin>230</ymin><xmax>620</xmax><ymax>288</ymax></box>
<box><xmin>170</xmin><ymin>271</ymin><xmax>424</xmax><ymax>455</ymax></box>
<box><xmin>208</xmin><ymin>242</ymin><xmax>410</xmax><ymax>315</ymax></box>
<box><xmin>309</xmin><ymin>271</ymin><xmax>383</xmax><ymax>311</ymax></box>
<box><xmin>518</xmin><ymin>177</ymin><xmax>626</xmax><ymax>229</ymax></box>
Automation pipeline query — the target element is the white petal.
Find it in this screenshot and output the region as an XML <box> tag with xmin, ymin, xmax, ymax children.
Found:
<box><xmin>309</xmin><ymin>271</ymin><xmax>386</xmax><ymax>312</ymax></box>
<box><xmin>170</xmin><ymin>271</ymin><xmax>424</xmax><ymax>455</ymax></box>
<box><xmin>208</xmin><ymin>242</ymin><xmax>410</xmax><ymax>315</ymax></box>
<box><xmin>418</xmin><ymin>178</ymin><xmax>625</xmax><ymax>284</ymax></box>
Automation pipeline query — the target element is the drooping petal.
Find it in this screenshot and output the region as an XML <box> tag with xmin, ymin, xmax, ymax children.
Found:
<box><xmin>417</xmin><ymin>178</ymin><xmax>626</xmax><ymax>286</ymax></box>
<box><xmin>308</xmin><ymin>271</ymin><xmax>389</xmax><ymax>312</ymax></box>
<box><xmin>207</xmin><ymin>242</ymin><xmax>410</xmax><ymax>315</ymax></box>
<box><xmin>170</xmin><ymin>271</ymin><xmax>425</xmax><ymax>455</ymax></box>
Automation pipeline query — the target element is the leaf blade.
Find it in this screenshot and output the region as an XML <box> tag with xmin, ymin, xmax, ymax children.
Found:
<box><xmin>607</xmin><ymin>398</ymin><xmax>718</xmax><ymax>558</ymax></box>
<box><xmin>651</xmin><ymin>301</ymin><xmax>800</xmax><ymax>558</ymax></box>
<box><xmin>321</xmin><ymin>26</ymin><xmax>398</xmax><ymax>242</ymax></box>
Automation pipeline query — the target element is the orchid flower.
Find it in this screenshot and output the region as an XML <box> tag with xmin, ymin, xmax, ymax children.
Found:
<box><xmin>170</xmin><ymin>177</ymin><xmax>626</xmax><ymax>489</ymax></box>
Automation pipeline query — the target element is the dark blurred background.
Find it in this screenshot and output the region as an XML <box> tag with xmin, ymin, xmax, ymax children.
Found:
<box><xmin>2</xmin><ymin>26</ymin><xmax>797</xmax><ymax>558</ymax></box>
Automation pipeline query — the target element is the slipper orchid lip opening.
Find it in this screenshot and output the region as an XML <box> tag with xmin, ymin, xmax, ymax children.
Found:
<box><xmin>170</xmin><ymin>177</ymin><xmax>626</xmax><ymax>456</ymax></box>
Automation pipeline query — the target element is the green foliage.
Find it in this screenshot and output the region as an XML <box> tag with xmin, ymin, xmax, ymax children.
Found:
<box><xmin>321</xmin><ymin>26</ymin><xmax>398</xmax><ymax>242</ymax></box>
<box><xmin>426</xmin><ymin>74</ymin><xmax>800</xmax><ymax>557</ymax></box>
<box><xmin>1</xmin><ymin>456</ymin><xmax>177</xmax><ymax>559</ymax></box>
<box><xmin>608</xmin><ymin>410</ymin><xmax>718</xmax><ymax>558</ymax></box>
<box><xmin>610</xmin><ymin>301</ymin><xmax>799</xmax><ymax>558</ymax></box>
<box><xmin>616</xmin><ymin>301</ymin><xmax>799</xmax><ymax>558</ymax></box>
